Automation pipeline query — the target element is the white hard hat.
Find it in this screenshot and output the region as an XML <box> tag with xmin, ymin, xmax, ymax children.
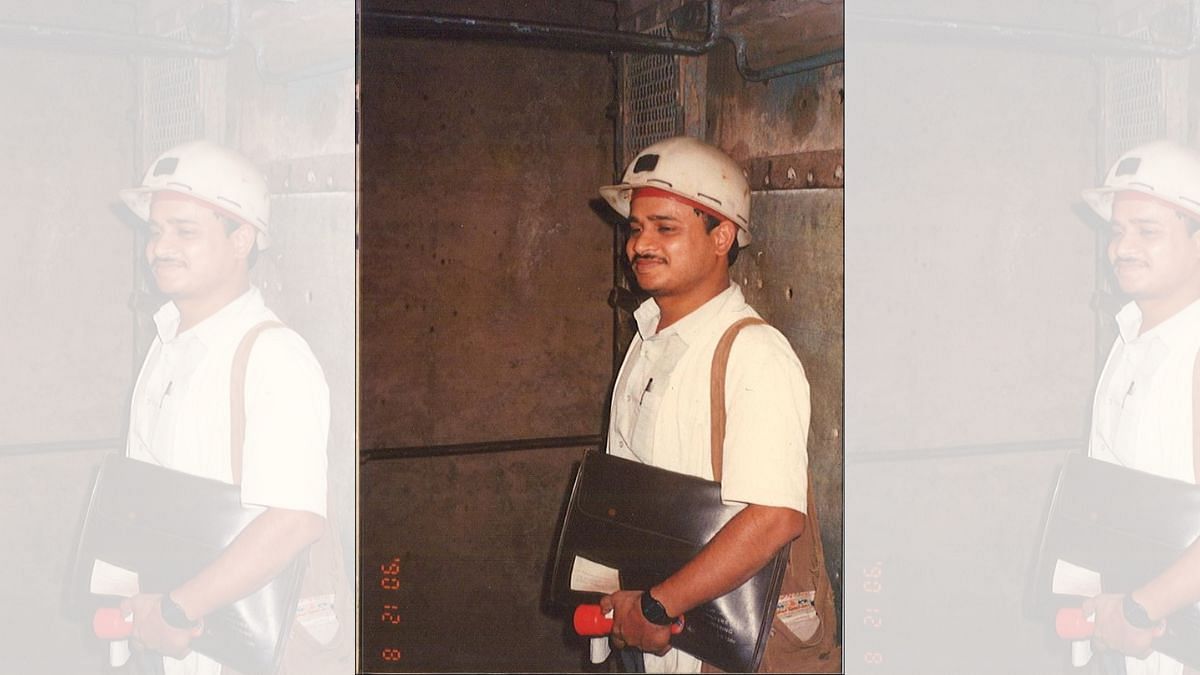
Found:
<box><xmin>1082</xmin><ymin>139</ymin><xmax>1200</xmax><ymax>222</ymax></box>
<box><xmin>600</xmin><ymin>136</ymin><xmax>752</xmax><ymax>247</ymax></box>
<box><xmin>120</xmin><ymin>140</ymin><xmax>271</xmax><ymax>249</ymax></box>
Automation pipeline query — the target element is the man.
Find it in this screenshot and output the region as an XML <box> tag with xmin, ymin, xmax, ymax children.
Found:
<box><xmin>594</xmin><ymin>136</ymin><xmax>815</xmax><ymax>673</ymax></box>
<box><xmin>1079</xmin><ymin>139</ymin><xmax>1200</xmax><ymax>675</ymax></box>
<box><xmin>117</xmin><ymin>140</ymin><xmax>330</xmax><ymax>674</ymax></box>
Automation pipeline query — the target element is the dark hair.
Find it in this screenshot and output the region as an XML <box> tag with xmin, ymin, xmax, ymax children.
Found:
<box><xmin>697</xmin><ymin>209</ymin><xmax>740</xmax><ymax>266</ymax></box>
<box><xmin>218</xmin><ymin>214</ymin><xmax>259</xmax><ymax>268</ymax></box>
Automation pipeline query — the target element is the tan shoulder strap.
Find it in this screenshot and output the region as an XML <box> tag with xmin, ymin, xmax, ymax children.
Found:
<box><xmin>230</xmin><ymin>320</ymin><xmax>285</xmax><ymax>486</ymax></box>
<box><xmin>710</xmin><ymin>317</ymin><xmax>768</xmax><ymax>482</ymax></box>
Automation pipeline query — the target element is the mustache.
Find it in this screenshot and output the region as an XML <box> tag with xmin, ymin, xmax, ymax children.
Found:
<box><xmin>151</xmin><ymin>257</ymin><xmax>185</xmax><ymax>267</ymax></box>
<box><xmin>1112</xmin><ymin>256</ymin><xmax>1146</xmax><ymax>265</ymax></box>
<box><xmin>631</xmin><ymin>253</ymin><xmax>665</xmax><ymax>264</ymax></box>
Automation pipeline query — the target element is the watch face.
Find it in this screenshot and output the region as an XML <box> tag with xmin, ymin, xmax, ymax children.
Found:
<box><xmin>1122</xmin><ymin>595</ymin><xmax>1155</xmax><ymax>629</ymax></box>
<box><xmin>640</xmin><ymin>592</ymin><xmax>673</xmax><ymax>626</ymax></box>
<box><xmin>161</xmin><ymin>595</ymin><xmax>198</xmax><ymax>629</ymax></box>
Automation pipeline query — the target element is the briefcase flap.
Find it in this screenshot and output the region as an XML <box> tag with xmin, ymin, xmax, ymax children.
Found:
<box><xmin>71</xmin><ymin>454</ymin><xmax>305</xmax><ymax>675</ymax></box>
<box><xmin>573</xmin><ymin>451</ymin><xmax>748</xmax><ymax>548</ymax></box>
<box><xmin>550</xmin><ymin>451</ymin><xmax>786</xmax><ymax>672</ymax></box>
<box><xmin>1030</xmin><ymin>454</ymin><xmax>1200</xmax><ymax>667</ymax></box>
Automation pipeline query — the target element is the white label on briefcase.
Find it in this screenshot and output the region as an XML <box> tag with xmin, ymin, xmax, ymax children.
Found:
<box><xmin>90</xmin><ymin>559</ymin><xmax>140</xmax><ymax>597</ymax></box>
<box><xmin>296</xmin><ymin>593</ymin><xmax>339</xmax><ymax>645</ymax></box>
<box><xmin>1052</xmin><ymin>559</ymin><xmax>1102</xmax><ymax>597</ymax></box>
<box><xmin>570</xmin><ymin>556</ymin><xmax>621</xmax><ymax>594</ymax></box>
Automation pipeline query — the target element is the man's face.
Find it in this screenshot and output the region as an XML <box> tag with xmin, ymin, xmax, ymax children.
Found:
<box><xmin>145</xmin><ymin>197</ymin><xmax>247</xmax><ymax>301</ymax></box>
<box><xmin>1108</xmin><ymin>196</ymin><xmax>1200</xmax><ymax>302</ymax></box>
<box><xmin>626</xmin><ymin>195</ymin><xmax>731</xmax><ymax>299</ymax></box>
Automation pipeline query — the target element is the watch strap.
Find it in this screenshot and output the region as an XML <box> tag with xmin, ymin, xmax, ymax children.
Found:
<box><xmin>1122</xmin><ymin>594</ymin><xmax>1158</xmax><ymax>629</ymax></box>
<box><xmin>640</xmin><ymin>590</ymin><xmax>676</xmax><ymax>626</ymax></box>
<box><xmin>161</xmin><ymin>593</ymin><xmax>200</xmax><ymax>630</ymax></box>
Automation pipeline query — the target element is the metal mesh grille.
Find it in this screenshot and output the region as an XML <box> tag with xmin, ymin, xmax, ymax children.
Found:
<box><xmin>141</xmin><ymin>28</ymin><xmax>202</xmax><ymax>167</ymax></box>
<box><xmin>622</xmin><ymin>26</ymin><xmax>681</xmax><ymax>165</ymax></box>
<box><xmin>1103</xmin><ymin>28</ymin><xmax>1164</xmax><ymax>164</ymax></box>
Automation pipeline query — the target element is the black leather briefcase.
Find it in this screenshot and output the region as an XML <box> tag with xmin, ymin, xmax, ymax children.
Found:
<box><xmin>549</xmin><ymin>449</ymin><xmax>789</xmax><ymax>673</ymax></box>
<box><xmin>1028</xmin><ymin>453</ymin><xmax>1200</xmax><ymax>667</ymax></box>
<box><xmin>70</xmin><ymin>454</ymin><xmax>307</xmax><ymax>675</ymax></box>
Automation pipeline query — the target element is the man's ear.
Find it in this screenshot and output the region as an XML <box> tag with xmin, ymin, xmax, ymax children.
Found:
<box><xmin>711</xmin><ymin>219</ymin><xmax>737</xmax><ymax>257</ymax></box>
<box><xmin>231</xmin><ymin>222</ymin><xmax>257</xmax><ymax>260</ymax></box>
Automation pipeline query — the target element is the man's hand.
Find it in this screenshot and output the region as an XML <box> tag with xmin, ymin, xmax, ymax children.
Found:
<box><xmin>1083</xmin><ymin>593</ymin><xmax>1165</xmax><ymax>659</ymax></box>
<box><xmin>121</xmin><ymin>593</ymin><xmax>203</xmax><ymax>658</ymax></box>
<box><xmin>600</xmin><ymin>590</ymin><xmax>673</xmax><ymax>656</ymax></box>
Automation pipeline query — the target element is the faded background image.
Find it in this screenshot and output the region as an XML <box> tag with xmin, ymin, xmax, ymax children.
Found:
<box><xmin>845</xmin><ymin>0</ymin><xmax>1193</xmax><ymax>672</ymax></box>
<box><xmin>0</xmin><ymin>1</ymin><xmax>354</xmax><ymax>672</ymax></box>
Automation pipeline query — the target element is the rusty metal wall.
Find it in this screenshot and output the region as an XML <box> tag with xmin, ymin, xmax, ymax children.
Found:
<box><xmin>358</xmin><ymin>5</ymin><xmax>616</xmax><ymax>668</ymax></box>
<box><xmin>0</xmin><ymin>7</ymin><xmax>139</xmax><ymax>669</ymax></box>
<box><xmin>0</xmin><ymin>2</ymin><xmax>354</xmax><ymax>673</ymax></box>
<box><xmin>705</xmin><ymin>41</ymin><xmax>847</xmax><ymax>618</ymax></box>
<box><xmin>844</xmin><ymin>13</ymin><xmax>1101</xmax><ymax>672</ymax></box>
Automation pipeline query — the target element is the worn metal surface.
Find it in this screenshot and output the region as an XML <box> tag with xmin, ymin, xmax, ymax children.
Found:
<box><xmin>360</xmin><ymin>446</ymin><xmax>594</xmax><ymax>672</ymax></box>
<box><xmin>845</xmin><ymin>42</ymin><xmax>1097</xmax><ymax>454</ymax></box>
<box><xmin>747</xmin><ymin>149</ymin><xmax>845</xmax><ymax>190</ymax></box>
<box><xmin>707</xmin><ymin>43</ymin><xmax>844</xmax><ymax>158</ymax></box>
<box><xmin>359</xmin><ymin>35</ymin><xmax>614</xmax><ymax>449</ymax></box>
<box><xmin>738</xmin><ymin>189</ymin><xmax>844</xmax><ymax>615</ymax></box>
<box><xmin>722</xmin><ymin>0</ymin><xmax>844</xmax><ymax>68</ymax></box>
<box><xmin>266</xmin><ymin>153</ymin><xmax>357</xmax><ymax>193</ymax></box>
<box><xmin>845</xmin><ymin>447</ymin><xmax>1073</xmax><ymax>673</ymax></box>
<box><xmin>359</xmin><ymin>21</ymin><xmax>614</xmax><ymax>670</ymax></box>
<box><xmin>0</xmin><ymin>46</ymin><xmax>136</xmax><ymax>448</ymax></box>
<box><xmin>0</xmin><ymin>3</ymin><xmax>354</xmax><ymax>673</ymax></box>
<box><xmin>0</xmin><ymin>447</ymin><xmax>121</xmax><ymax>674</ymax></box>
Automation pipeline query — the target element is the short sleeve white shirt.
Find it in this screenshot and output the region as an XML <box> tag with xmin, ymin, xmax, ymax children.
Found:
<box><xmin>125</xmin><ymin>287</ymin><xmax>330</xmax><ymax>675</ymax></box>
<box><xmin>601</xmin><ymin>283</ymin><xmax>812</xmax><ymax>673</ymax></box>
<box><xmin>1088</xmin><ymin>298</ymin><xmax>1200</xmax><ymax>675</ymax></box>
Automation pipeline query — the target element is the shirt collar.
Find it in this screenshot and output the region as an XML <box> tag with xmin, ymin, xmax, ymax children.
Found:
<box><xmin>1116</xmin><ymin>297</ymin><xmax>1200</xmax><ymax>347</ymax></box>
<box><xmin>153</xmin><ymin>286</ymin><xmax>265</xmax><ymax>346</ymax></box>
<box><xmin>632</xmin><ymin>282</ymin><xmax>744</xmax><ymax>344</ymax></box>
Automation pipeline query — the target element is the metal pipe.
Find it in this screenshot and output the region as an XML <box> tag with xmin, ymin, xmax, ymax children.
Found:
<box><xmin>361</xmin><ymin>434</ymin><xmax>604</xmax><ymax>462</ymax></box>
<box><xmin>362</xmin><ymin>0</ymin><xmax>842</xmax><ymax>80</ymax></box>
<box><xmin>0</xmin><ymin>0</ymin><xmax>241</xmax><ymax>58</ymax></box>
<box><xmin>0</xmin><ymin>438</ymin><xmax>122</xmax><ymax>458</ymax></box>
<box><xmin>847</xmin><ymin>11</ymin><xmax>1200</xmax><ymax>58</ymax></box>
<box><xmin>724</xmin><ymin>31</ymin><xmax>843</xmax><ymax>82</ymax></box>
<box><xmin>360</xmin><ymin>0</ymin><xmax>719</xmax><ymax>55</ymax></box>
<box><xmin>846</xmin><ymin>437</ymin><xmax>1082</xmax><ymax>464</ymax></box>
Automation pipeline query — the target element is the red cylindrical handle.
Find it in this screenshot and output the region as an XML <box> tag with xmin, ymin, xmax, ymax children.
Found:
<box><xmin>94</xmin><ymin>607</ymin><xmax>133</xmax><ymax>639</ymax></box>
<box><xmin>573</xmin><ymin>604</ymin><xmax>684</xmax><ymax>636</ymax></box>
<box><xmin>1056</xmin><ymin>607</ymin><xmax>1095</xmax><ymax>640</ymax></box>
<box><xmin>574</xmin><ymin>604</ymin><xmax>613</xmax><ymax>636</ymax></box>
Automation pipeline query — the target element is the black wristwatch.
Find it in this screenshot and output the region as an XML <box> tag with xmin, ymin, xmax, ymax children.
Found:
<box><xmin>640</xmin><ymin>590</ymin><xmax>677</xmax><ymax>626</ymax></box>
<box><xmin>1122</xmin><ymin>594</ymin><xmax>1158</xmax><ymax>629</ymax></box>
<box><xmin>161</xmin><ymin>593</ymin><xmax>200</xmax><ymax>630</ymax></box>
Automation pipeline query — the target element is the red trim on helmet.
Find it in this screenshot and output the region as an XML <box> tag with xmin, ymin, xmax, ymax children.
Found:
<box><xmin>632</xmin><ymin>186</ymin><xmax>726</xmax><ymax>222</ymax></box>
<box><xmin>151</xmin><ymin>190</ymin><xmax>253</xmax><ymax>229</ymax></box>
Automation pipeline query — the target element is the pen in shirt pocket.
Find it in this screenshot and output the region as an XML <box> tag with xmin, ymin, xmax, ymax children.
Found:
<box><xmin>640</xmin><ymin>378</ymin><xmax>654</xmax><ymax>405</ymax></box>
<box><xmin>159</xmin><ymin>381</ymin><xmax>173</xmax><ymax>408</ymax></box>
<box><xmin>1122</xmin><ymin>381</ymin><xmax>1135</xmax><ymax>408</ymax></box>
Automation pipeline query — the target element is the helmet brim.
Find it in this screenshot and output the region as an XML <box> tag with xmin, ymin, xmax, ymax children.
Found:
<box><xmin>599</xmin><ymin>182</ymin><xmax>752</xmax><ymax>247</ymax></box>
<box><xmin>118</xmin><ymin>186</ymin><xmax>272</xmax><ymax>250</ymax></box>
